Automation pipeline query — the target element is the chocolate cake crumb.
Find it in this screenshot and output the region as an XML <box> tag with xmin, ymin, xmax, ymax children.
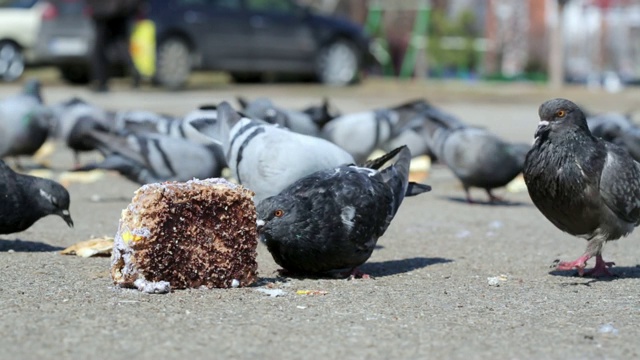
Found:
<box><xmin>111</xmin><ymin>178</ymin><xmax>258</xmax><ymax>292</ymax></box>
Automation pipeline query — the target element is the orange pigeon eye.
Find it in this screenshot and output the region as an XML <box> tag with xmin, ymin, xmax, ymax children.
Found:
<box><xmin>274</xmin><ymin>209</ymin><xmax>284</xmax><ymax>217</ymax></box>
<box><xmin>556</xmin><ymin>110</ymin><xmax>566</xmax><ymax>118</ymax></box>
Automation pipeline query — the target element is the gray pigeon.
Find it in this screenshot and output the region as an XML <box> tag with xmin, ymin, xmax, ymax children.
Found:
<box><xmin>0</xmin><ymin>159</ymin><xmax>73</xmax><ymax>234</ymax></box>
<box><xmin>198</xmin><ymin>101</ymin><xmax>355</xmax><ymax>203</ymax></box>
<box><xmin>321</xmin><ymin>108</ymin><xmax>399</xmax><ymax>164</ymax></box>
<box><xmin>586</xmin><ymin>111</ymin><xmax>640</xmax><ymax>162</ymax></box>
<box><xmin>238</xmin><ymin>97</ymin><xmax>322</xmax><ymax>136</ymax></box>
<box><xmin>256</xmin><ymin>146</ymin><xmax>431</xmax><ymax>278</ymax></box>
<box><xmin>421</xmin><ymin>106</ymin><xmax>529</xmax><ymax>203</ymax></box>
<box><xmin>49</xmin><ymin>97</ymin><xmax>113</xmax><ymax>165</ymax></box>
<box><xmin>76</xmin><ymin>129</ymin><xmax>226</xmax><ymax>185</ymax></box>
<box><xmin>524</xmin><ymin>98</ymin><xmax>640</xmax><ymax>277</ymax></box>
<box><xmin>0</xmin><ymin>79</ymin><xmax>52</xmax><ymax>162</ymax></box>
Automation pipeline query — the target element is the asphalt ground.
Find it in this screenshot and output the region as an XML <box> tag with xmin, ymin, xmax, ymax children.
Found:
<box><xmin>0</xmin><ymin>73</ymin><xmax>639</xmax><ymax>359</ymax></box>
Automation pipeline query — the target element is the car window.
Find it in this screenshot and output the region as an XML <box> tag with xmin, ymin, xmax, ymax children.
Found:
<box><xmin>0</xmin><ymin>0</ymin><xmax>37</xmax><ymax>8</ymax></box>
<box><xmin>245</xmin><ymin>0</ymin><xmax>295</xmax><ymax>13</ymax></box>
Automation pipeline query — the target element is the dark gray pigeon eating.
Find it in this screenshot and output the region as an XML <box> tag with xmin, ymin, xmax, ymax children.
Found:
<box><xmin>523</xmin><ymin>98</ymin><xmax>640</xmax><ymax>277</ymax></box>
<box><xmin>256</xmin><ymin>145</ymin><xmax>431</xmax><ymax>278</ymax></box>
<box><xmin>0</xmin><ymin>159</ymin><xmax>73</xmax><ymax>234</ymax></box>
<box><xmin>421</xmin><ymin>106</ymin><xmax>530</xmax><ymax>203</ymax></box>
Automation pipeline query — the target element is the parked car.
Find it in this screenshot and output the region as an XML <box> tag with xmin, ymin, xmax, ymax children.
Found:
<box><xmin>0</xmin><ymin>0</ymin><xmax>46</xmax><ymax>82</ymax></box>
<box><xmin>34</xmin><ymin>0</ymin><xmax>373</xmax><ymax>88</ymax></box>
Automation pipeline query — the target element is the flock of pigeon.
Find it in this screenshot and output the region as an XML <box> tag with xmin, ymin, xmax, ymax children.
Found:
<box><xmin>1</xmin><ymin>79</ymin><xmax>640</xmax><ymax>279</ymax></box>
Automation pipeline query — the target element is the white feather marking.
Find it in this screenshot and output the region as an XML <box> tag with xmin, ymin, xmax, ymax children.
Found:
<box><xmin>340</xmin><ymin>206</ymin><xmax>356</xmax><ymax>232</ymax></box>
<box><xmin>39</xmin><ymin>189</ymin><xmax>53</xmax><ymax>203</ymax></box>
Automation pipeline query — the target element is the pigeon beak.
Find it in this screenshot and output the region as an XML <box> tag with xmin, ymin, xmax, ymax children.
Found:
<box><xmin>535</xmin><ymin>120</ymin><xmax>550</xmax><ymax>138</ymax></box>
<box><xmin>59</xmin><ymin>210</ymin><xmax>74</xmax><ymax>228</ymax></box>
<box><xmin>256</xmin><ymin>219</ymin><xmax>265</xmax><ymax>233</ymax></box>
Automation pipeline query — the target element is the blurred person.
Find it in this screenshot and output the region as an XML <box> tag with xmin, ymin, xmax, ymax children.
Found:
<box><xmin>86</xmin><ymin>0</ymin><xmax>143</xmax><ymax>92</ymax></box>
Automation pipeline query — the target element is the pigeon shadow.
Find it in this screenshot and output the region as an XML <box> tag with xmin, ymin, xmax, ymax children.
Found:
<box><xmin>0</xmin><ymin>239</ymin><xmax>64</xmax><ymax>252</ymax></box>
<box><xmin>549</xmin><ymin>265</ymin><xmax>640</xmax><ymax>280</ymax></box>
<box><xmin>442</xmin><ymin>196</ymin><xmax>530</xmax><ymax>207</ymax></box>
<box><xmin>359</xmin><ymin>257</ymin><xmax>453</xmax><ymax>278</ymax></box>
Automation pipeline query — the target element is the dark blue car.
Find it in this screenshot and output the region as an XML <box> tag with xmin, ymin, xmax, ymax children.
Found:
<box><xmin>35</xmin><ymin>0</ymin><xmax>372</xmax><ymax>88</ymax></box>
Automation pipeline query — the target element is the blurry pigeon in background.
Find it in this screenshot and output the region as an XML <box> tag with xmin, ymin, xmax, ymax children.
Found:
<box><xmin>0</xmin><ymin>159</ymin><xmax>73</xmax><ymax>234</ymax></box>
<box><xmin>49</xmin><ymin>97</ymin><xmax>113</xmax><ymax>165</ymax></box>
<box><xmin>586</xmin><ymin>111</ymin><xmax>640</xmax><ymax>162</ymax></box>
<box><xmin>75</xmin><ymin>130</ymin><xmax>226</xmax><ymax>185</ymax></box>
<box><xmin>200</xmin><ymin>101</ymin><xmax>354</xmax><ymax>203</ymax></box>
<box><xmin>321</xmin><ymin>108</ymin><xmax>398</xmax><ymax>163</ymax></box>
<box><xmin>300</xmin><ymin>97</ymin><xmax>340</xmax><ymax>129</ymax></box>
<box><xmin>524</xmin><ymin>98</ymin><xmax>640</xmax><ymax>277</ymax></box>
<box><xmin>256</xmin><ymin>146</ymin><xmax>431</xmax><ymax>278</ymax></box>
<box><xmin>111</xmin><ymin>109</ymin><xmax>181</xmax><ymax>135</ymax></box>
<box><xmin>237</xmin><ymin>97</ymin><xmax>323</xmax><ymax>136</ymax></box>
<box><xmin>421</xmin><ymin>106</ymin><xmax>530</xmax><ymax>203</ymax></box>
<box><xmin>0</xmin><ymin>79</ymin><xmax>53</xmax><ymax>164</ymax></box>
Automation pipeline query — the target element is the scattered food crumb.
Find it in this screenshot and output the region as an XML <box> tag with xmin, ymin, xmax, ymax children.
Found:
<box><xmin>487</xmin><ymin>274</ymin><xmax>508</xmax><ymax>287</ymax></box>
<box><xmin>296</xmin><ymin>305</ymin><xmax>307</xmax><ymax>309</ymax></box>
<box><xmin>597</xmin><ymin>323</ymin><xmax>619</xmax><ymax>335</ymax></box>
<box><xmin>296</xmin><ymin>290</ymin><xmax>328</xmax><ymax>296</ymax></box>
<box><xmin>256</xmin><ymin>288</ymin><xmax>286</xmax><ymax>297</ymax></box>
<box><xmin>60</xmin><ymin>237</ymin><xmax>114</xmax><ymax>257</ymax></box>
<box><xmin>231</xmin><ymin>279</ymin><xmax>240</xmax><ymax>288</ymax></box>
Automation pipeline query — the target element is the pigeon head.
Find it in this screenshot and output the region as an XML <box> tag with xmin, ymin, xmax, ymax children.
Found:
<box><xmin>536</xmin><ymin>98</ymin><xmax>588</xmax><ymax>139</ymax></box>
<box><xmin>255</xmin><ymin>195</ymin><xmax>300</xmax><ymax>245</ymax></box>
<box><xmin>35</xmin><ymin>180</ymin><xmax>73</xmax><ymax>228</ymax></box>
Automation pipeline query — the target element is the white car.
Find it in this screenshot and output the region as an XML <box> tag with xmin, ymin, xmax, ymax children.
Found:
<box><xmin>0</xmin><ymin>0</ymin><xmax>46</xmax><ymax>81</ymax></box>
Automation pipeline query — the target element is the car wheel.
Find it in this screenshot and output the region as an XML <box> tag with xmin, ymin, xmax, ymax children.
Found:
<box><xmin>0</xmin><ymin>41</ymin><xmax>25</xmax><ymax>82</ymax></box>
<box><xmin>316</xmin><ymin>39</ymin><xmax>360</xmax><ymax>86</ymax></box>
<box><xmin>155</xmin><ymin>37</ymin><xmax>191</xmax><ymax>89</ymax></box>
<box><xmin>59</xmin><ymin>64</ymin><xmax>90</xmax><ymax>84</ymax></box>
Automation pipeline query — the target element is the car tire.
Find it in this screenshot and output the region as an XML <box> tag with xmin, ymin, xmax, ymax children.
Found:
<box><xmin>315</xmin><ymin>39</ymin><xmax>360</xmax><ymax>86</ymax></box>
<box><xmin>0</xmin><ymin>41</ymin><xmax>25</xmax><ymax>82</ymax></box>
<box><xmin>59</xmin><ymin>64</ymin><xmax>90</xmax><ymax>84</ymax></box>
<box><xmin>155</xmin><ymin>37</ymin><xmax>191</xmax><ymax>90</ymax></box>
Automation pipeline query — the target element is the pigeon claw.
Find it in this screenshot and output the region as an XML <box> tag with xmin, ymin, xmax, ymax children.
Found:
<box><xmin>555</xmin><ymin>254</ymin><xmax>615</xmax><ymax>277</ymax></box>
<box><xmin>345</xmin><ymin>268</ymin><xmax>372</xmax><ymax>280</ymax></box>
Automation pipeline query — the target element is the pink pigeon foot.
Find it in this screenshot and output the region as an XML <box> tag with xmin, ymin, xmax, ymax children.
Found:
<box><xmin>345</xmin><ymin>268</ymin><xmax>372</xmax><ymax>280</ymax></box>
<box><xmin>556</xmin><ymin>254</ymin><xmax>615</xmax><ymax>277</ymax></box>
<box><xmin>583</xmin><ymin>255</ymin><xmax>615</xmax><ymax>277</ymax></box>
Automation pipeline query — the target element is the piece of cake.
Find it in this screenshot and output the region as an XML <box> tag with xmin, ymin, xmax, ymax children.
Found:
<box><xmin>111</xmin><ymin>178</ymin><xmax>258</xmax><ymax>293</ymax></box>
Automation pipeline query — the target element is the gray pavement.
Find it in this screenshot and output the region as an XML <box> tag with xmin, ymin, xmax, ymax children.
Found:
<box><xmin>0</xmin><ymin>75</ymin><xmax>639</xmax><ymax>359</ymax></box>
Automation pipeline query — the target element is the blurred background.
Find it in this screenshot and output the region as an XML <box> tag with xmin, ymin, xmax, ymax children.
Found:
<box><xmin>0</xmin><ymin>0</ymin><xmax>638</xmax><ymax>91</ymax></box>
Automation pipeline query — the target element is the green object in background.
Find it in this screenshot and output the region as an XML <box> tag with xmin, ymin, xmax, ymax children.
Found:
<box><xmin>399</xmin><ymin>0</ymin><xmax>430</xmax><ymax>79</ymax></box>
<box><xmin>364</xmin><ymin>0</ymin><xmax>395</xmax><ymax>77</ymax></box>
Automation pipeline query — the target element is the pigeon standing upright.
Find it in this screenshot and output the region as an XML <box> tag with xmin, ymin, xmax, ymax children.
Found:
<box><xmin>197</xmin><ymin>101</ymin><xmax>355</xmax><ymax>203</ymax></box>
<box><xmin>421</xmin><ymin>106</ymin><xmax>530</xmax><ymax>203</ymax></box>
<box><xmin>256</xmin><ymin>146</ymin><xmax>431</xmax><ymax>278</ymax></box>
<box><xmin>0</xmin><ymin>79</ymin><xmax>52</xmax><ymax>163</ymax></box>
<box><xmin>523</xmin><ymin>98</ymin><xmax>640</xmax><ymax>277</ymax></box>
<box><xmin>0</xmin><ymin>159</ymin><xmax>73</xmax><ymax>234</ymax></box>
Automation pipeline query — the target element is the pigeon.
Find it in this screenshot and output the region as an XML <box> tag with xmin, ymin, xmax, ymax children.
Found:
<box><xmin>523</xmin><ymin>98</ymin><xmax>640</xmax><ymax>277</ymax></box>
<box><xmin>198</xmin><ymin>101</ymin><xmax>355</xmax><ymax>203</ymax></box>
<box><xmin>48</xmin><ymin>97</ymin><xmax>113</xmax><ymax>165</ymax></box>
<box><xmin>256</xmin><ymin>146</ymin><xmax>431</xmax><ymax>278</ymax></box>
<box><xmin>75</xmin><ymin>129</ymin><xmax>226</xmax><ymax>185</ymax></box>
<box><xmin>300</xmin><ymin>97</ymin><xmax>340</xmax><ymax>129</ymax></box>
<box><xmin>0</xmin><ymin>159</ymin><xmax>73</xmax><ymax>234</ymax></box>
<box><xmin>238</xmin><ymin>97</ymin><xmax>322</xmax><ymax>136</ymax></box>
<box><xmin>321</xmin><ymin>108</ymin><xmax>399</xmax><ymax>164</ymax></box>
<box><xmin>586</xmin><ymin>112</ymin><xmax>640</xmax><ymax>162</ymax></box>
<box><xmin>111</xmin><ymin>110</ymin><xmax>181</xmax><ymax>135</ymax></box>
<box><xmin>421</xmin><ymin>106</ymin><xmax>530</xmax><ymax>203</ymax></box>
<box><xmin>0</xmin><ymin>79</ymin><xmax>53</xmax><ymax>162</ymax></box>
